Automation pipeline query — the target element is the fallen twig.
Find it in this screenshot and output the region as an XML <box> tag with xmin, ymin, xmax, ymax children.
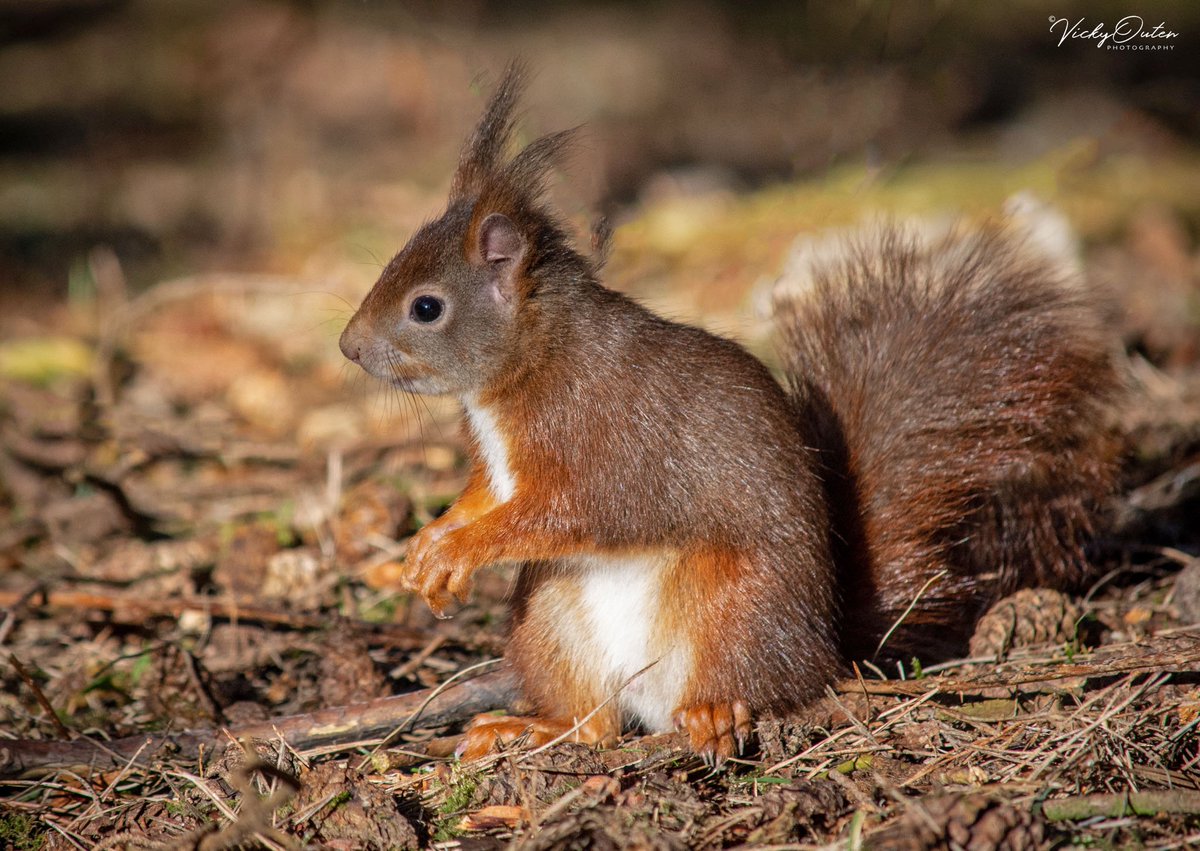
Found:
<box><xmin>1041</xmin><ymin>789</ymin><xmax>1200</xmax><ymax>821</ymax></box>
<box><xmin>0</xmin><ymin>588</ymin><xmax>433</xmax><ymax>648</ymax></box>
<box><xmin>835</xmin><ymin>632</ymin><xmax>1200</xmax><ymax>697</ymax></box>
<box><xmin>8</xmin><ymin>654</ymin><xmax>74</xmax><ymax>740</ymax></box>
<box><xmin>0</xmin><ymin>666</ymin><xmax>518</xmax><ymax>779</ymax></box>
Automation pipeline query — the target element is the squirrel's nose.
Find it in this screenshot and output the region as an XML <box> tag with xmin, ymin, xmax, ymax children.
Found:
<box><xmin>339</xmin><ymin>330</ymin><xmax>362</xmax><ymax>363</ymax></box>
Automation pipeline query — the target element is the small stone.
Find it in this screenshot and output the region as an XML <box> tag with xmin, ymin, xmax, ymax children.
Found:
<box><xmin>261</xmin><ymin>547</ymin><xmax>323</xmax><ymax>599</ymax></box>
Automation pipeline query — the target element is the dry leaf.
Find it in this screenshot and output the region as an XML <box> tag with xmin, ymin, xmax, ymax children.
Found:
<box><xmin>1123</xmin><ymin>607</ymin><xmax>1153</xmax><ymax>626</ymax></box>
<box><xmin>459</xmin><ymin>804</ymin><xmax>529</xmax><ymax>831</ymax></box>
<box><xmin>363</xmin><ymin>559</ymin><xmax>407</xmax><ymax>590</ymax></box>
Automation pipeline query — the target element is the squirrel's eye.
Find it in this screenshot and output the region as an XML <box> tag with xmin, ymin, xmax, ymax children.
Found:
<box><xmin>410</xmin><ymin>295</ymin><xmax>444</xmax><ymax>323</ymax></box>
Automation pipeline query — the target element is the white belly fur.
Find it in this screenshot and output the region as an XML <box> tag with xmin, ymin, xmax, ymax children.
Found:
<box><xmin>572</xmin><ymin>552</ymin><xmax>690</xmax><ymax>733</ymax></box>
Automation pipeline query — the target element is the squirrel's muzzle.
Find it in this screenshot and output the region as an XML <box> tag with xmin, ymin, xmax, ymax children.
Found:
<box><xmin>339</xmin><ymin>327</ymin><xmax>363</xmax><ymax>364</ymax></box>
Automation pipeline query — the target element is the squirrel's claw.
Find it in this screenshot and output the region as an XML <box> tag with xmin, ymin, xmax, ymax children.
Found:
<box><xmin>421</xmin><ymin>587</ymin><xmax>455</xmax><ymax>620</ymax></box>
<box><xmin>405</xmin><ymin>530</ymin><xmax>478</xmax><ymax>617</ymax></box>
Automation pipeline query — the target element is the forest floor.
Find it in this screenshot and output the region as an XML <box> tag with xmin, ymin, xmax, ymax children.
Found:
<box><xmin>3</xmin><ymin>4</ymin><xmax>1200</xmax><ymax>849</ymax></box>
<box><xmin>3</xmin><ymin>155</ymin><xmax>1200</xmax><ymax>849</ymax></box>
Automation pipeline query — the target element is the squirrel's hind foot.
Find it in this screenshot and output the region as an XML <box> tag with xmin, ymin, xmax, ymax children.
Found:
<box><xmin>673</xmin><ymin>700</ymin><xmax>752</xmax><ymax>765</ymax></box>
<box><xmin>456</xmin><ymin>713</ymin><xmax>618</xmax><ymax>761</ymax></box>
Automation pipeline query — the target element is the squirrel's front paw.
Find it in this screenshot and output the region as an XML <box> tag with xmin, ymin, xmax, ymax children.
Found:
<box><xmin>406</xmin><ymin>514</ymin><xmax>463</xmax><ymax>569</ymax></box>
<box><xmin>403</xmin><ymin>531</ymin><xmax>478</xmax><ymax>617</ymax></box>
<box><xmin>673</xmin><ymin>701</ymin><xmax>752</xmax><ymax>766</ymax></box>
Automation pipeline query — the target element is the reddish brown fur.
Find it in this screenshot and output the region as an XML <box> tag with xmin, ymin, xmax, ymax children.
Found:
<box><xmin>775</xmin><ymin>227</ymin><xmax>1121</xmax><ymax>662</ymax></box>
<box><xmin>341</xmin><ymin>66</ymin><xmax>1121</xmax><ymax>760</ymax></box>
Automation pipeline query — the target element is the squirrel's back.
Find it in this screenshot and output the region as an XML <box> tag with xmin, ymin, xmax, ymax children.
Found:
<box><xmin>773</xmin><ymin>222</ymin><xmax>1121</xmax><ymax>662</ymax></box>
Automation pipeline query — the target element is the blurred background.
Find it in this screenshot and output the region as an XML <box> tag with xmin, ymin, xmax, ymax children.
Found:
<box><xmin>2</xmin><ymin>0</ymin><xmax>1198</xmax><ymax>495</ymax></box>
<box><xmin>2</xmin><ymin>0</ymin><xmax>1197</xmax><ymax>296</ymax></box>
<box><xmin>1</xmin><ymin>0</ymin><xmax>1198</xmax><ymax>561</ymax></box>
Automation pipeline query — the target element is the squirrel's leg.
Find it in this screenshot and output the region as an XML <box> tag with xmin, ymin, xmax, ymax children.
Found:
<box><xmin>665</xmin><ymin>546</ymin><xmax>815</xmax><ymax>763</ymax></box>
<box><xmin>668</xmin><ymin>548</ymin><xmax>755</xmax><ymax>762</ymax></box>
<box><xmin>406</xmin><ymin>499</ymin><xmax>587</xmax><ymax>614</ymax></box>
<box><xmin>407</xmin><ymin>469</ymin><xmax>496</xmax><ymax>560</ymax></box>
<box><xmin>459</xmin><ymin>562</ymin><xmax>621</xmax><ymax>760</ymax></box>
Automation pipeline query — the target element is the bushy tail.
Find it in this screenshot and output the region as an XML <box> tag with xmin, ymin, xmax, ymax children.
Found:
<box><xmin>772</xmin><ymin>220</ymin><xmax>1122</xmax><ymax>662</ymax></box>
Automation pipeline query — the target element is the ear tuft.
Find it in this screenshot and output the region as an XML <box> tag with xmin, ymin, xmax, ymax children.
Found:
<box><xmin>450</xmin><ymin>62</ymin><xmax>527</xmax><ymax>201</ymax></box>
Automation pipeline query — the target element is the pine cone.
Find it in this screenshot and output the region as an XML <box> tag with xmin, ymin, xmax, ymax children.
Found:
<box><xmin>869</xmin><ymin>794</ymin><xmax>1044</xmax><ymax>851</ymax></box>
<box><xmin>969</xmin><ymin>588</ymin><xmax>1083</xmax><ymax>660</ymax></box>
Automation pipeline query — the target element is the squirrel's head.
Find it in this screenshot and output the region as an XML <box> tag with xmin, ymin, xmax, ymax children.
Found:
<box><xmin>339</xmin><ymin>201</ymin><xmax>532</xmax><ymax>396</ymax></box>
<box><xmin>340</xmin><ymin>63</ymin><xmax>585</xmax><ymax>397</ymax></box>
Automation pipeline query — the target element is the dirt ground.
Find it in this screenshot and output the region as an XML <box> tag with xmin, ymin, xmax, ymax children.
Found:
<box><xmin>2</xmin><ymin>2</ymin><xmax>1200</xmax><ymax>849</ymax></box>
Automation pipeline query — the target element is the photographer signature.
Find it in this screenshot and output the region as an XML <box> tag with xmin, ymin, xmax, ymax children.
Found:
<box><xmin>1049</xmin><ymin>15</ymin><xmax>1178</xmax><ymax>48</ymax></box>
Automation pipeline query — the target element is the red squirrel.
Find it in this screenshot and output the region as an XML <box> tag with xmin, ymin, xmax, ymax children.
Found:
<box><xmin>339</xmin><ymin>66</ymin><xmax>1119</xmax><ymax>761</ymax></box>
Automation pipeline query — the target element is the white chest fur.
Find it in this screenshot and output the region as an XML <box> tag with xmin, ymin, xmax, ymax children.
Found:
<box><xmin>573</xmin><ymin>553</ymin><xmax>689</xmax><ymax>733</ymax></box>
<box><xmin>463</xmin><ymin>400</ymin><xmax>516</xmax><ymax>503</ymax></box>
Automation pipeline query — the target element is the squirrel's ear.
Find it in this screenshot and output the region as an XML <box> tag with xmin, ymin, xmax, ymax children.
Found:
<box><xmin>479</xmin><ymin>212</ymin><xmax>526</xmax><ymax>305</ymax></box>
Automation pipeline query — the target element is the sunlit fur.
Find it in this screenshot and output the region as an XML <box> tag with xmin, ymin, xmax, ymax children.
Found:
<box><xmin>341</xmin><ymin>64</ymin><xmax>1121</xmax><ymax>757</ymax></box>
<box><xmin>775</xmin><ymin>224</ymin><xmax>1121</xmax><ymax>662</ymax></box>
